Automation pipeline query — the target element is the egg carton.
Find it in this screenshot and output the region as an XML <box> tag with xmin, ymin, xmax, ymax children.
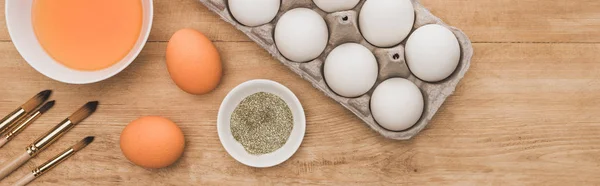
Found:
<box><xmin>199</xmin><ymin>0</ymin><xmax>472</xmax><ymax>140</ymax></box>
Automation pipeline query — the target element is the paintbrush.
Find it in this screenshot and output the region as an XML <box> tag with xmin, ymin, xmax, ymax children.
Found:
<box><xmin>0</xmin><ymin>101</ymin><xmax>98</xmax><ymax>180</ymax></box>
<box><xmin>13</xmin><ymin>136</ymin><xmax>94</xmax><ymax>186</ymax></box>
<box><xmin>0</xmin><ymin>90</ymin><xmax>52</xmax><ymax>135</ymax></box>
<box><xmin>0</xmin><ymin>101</ymin><xmax>55</xmax><ymax>148</ymax></box>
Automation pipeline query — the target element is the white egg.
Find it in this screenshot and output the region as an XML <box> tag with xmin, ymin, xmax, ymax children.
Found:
<box><xmin>313</xmin><ymin>0</ymin><xmax>360</xmax><ymax>13</ymax></box>
<box><xmin>275</xmin><ymin>8</ymin><xmax>329</xmax><ymax>62</ymax></box>
<box><xmin>228</xmin><ymin>0</ymin><xmax>280</xmax><ymax>27</ymax></box>
<box><xmin>370</xmin><ymin>78</ymin><xmax>423</xmax><ymax>131</ymax></box>
<box><xmin>359</xmin><ymin>0</ymin><xmax>414</xmax><ymax>47</ymax></box>
<box><xmin>324</xmin><ymin>43</ymin><xmax>378</xmax><ymax>97</ymax></box>
<box><xmin>405</xmin><ymin>24</ymin><xmax>460</xmax><ymax>82</ymax></box>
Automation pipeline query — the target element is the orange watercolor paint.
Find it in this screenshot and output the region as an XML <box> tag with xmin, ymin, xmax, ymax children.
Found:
<box><xmin>32</xmin><ymin>0</ymin><xmax>143</xmax><ymax>71</ymax></box>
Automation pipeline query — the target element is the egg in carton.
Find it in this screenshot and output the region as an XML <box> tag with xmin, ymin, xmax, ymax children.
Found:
<box><xmin>199</xmin><ymin>0</ymin><xmax>473</xmax><ymax>140</ymax></box>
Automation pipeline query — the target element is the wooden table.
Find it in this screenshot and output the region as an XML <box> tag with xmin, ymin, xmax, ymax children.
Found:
<box><xmin>1</xmin><ymin>0</ymin><xmax>599</xmax><ymax>185</ymax></box>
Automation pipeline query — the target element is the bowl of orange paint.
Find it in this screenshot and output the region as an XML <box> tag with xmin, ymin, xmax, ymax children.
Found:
<box><xmin>6</xmin><ymin>0</ymin><xmax>153</xmax><ymax>84</ymax></box>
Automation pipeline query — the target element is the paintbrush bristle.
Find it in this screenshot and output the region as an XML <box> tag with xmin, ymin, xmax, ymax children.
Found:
<box><xmin>68</xmin><ymin>101</ymin><xmax>98</xmax><ymax>124</ymax></box>
<box><xmin>72</xmin><ymin>136</ymin><xmax>94</xmax><ymax>151</ymax></box>
<box><xmin>21</xmin><ymin>90</ymin><xmax>52</xmax><ymax>112</ymax></box>
<box><xmin>38</xmin><ymin>100</ymin><xmax>55</xmax><ymax>114</ymax></box>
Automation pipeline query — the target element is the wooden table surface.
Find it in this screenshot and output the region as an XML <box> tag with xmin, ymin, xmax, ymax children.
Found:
<box><xmin>1</xmin><ymin>0</ymin><xmax>599</xmax><ymax>185</ymax></box>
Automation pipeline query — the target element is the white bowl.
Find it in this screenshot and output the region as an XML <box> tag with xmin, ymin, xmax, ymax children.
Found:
<box><xmin>5</xmin><ymin>0</ymin><xmax>153</xmax><ymax>84</ymax></box>
<box><xmin>217</xmin><ymin>79</ymin><xmax>306</xmax><ymax>168</ymax></box>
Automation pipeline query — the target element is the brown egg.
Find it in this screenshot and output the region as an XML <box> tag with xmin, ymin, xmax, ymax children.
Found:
<box><xmin>120</xmin><ymin>116</ymin><xmax>185</xmax><ymax>169</ymax></box>
<box><xmin>166</xmin><ymin>28</ymin><xmax>222</xmax><ymax>95</ymax></box>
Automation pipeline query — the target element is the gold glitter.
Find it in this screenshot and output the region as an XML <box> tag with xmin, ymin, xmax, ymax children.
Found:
<box><xmin>230</xmin><ymin>92</ymin><xmax>294</xmax><ymax>155</ymax></box>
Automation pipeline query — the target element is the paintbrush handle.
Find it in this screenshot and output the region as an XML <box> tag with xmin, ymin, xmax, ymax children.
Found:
<box><xmin>12</xmin><ymin>173</ymin><xmax>34</xmax><ymax>186</ymax></box>
<box><xmin>0</xmin><ymin>152</ymin><xmax>31</xmax><ymax>180</ymax></box>
<box><xmin>0</xmin><ymin>137</ymin><xmax>7</xmax><ymax>148</ymax></box>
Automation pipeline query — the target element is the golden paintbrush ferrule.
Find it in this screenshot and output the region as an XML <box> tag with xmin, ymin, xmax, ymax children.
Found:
<box><xmin>26</xmin><ymin>119</ymin><xmax>74</xmax><ymax>156</ymax></box>
<box><xmin>4</xmin><ymin>111</ymin><xmax>42</xmax><ymax>141</ymax></box>
<box><xmin>0</xmin><ymin>108</ymin><xmax>26</xmax><ymax>134</ymax></box>
<box><xmin>32</xmin><ymin>148</ymin><xmax>75</xmax><ymax>177</ymax></box>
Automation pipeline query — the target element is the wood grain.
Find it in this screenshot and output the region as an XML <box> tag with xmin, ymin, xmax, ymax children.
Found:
<box><xmin>0</xmin><ymin>0</ymin><xmax>599</xmax><ymax>185</ymax></box>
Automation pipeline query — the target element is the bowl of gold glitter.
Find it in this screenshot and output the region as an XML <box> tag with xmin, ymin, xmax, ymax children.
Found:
<box><xmin>217</xmin><ymin>79</ymin><xmax>306</xmax><ymax>168</ymax></box>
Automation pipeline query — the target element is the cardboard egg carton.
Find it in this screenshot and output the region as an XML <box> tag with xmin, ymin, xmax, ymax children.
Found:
<box><xmin>199</xmin><ymin>0</ymin><xmax>473</xmax><ymax>140</ymax></box>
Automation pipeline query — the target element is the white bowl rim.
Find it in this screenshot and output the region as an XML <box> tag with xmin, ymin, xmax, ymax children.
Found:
<box><xmin>5</xmin><ymin>0</ymin><xmax>154</xmax><ymax>84</ymax></box>
<box><xmin>217</xmin><ymin>79</ymin><xmax>306</xmax><ymax>168</ymax></box>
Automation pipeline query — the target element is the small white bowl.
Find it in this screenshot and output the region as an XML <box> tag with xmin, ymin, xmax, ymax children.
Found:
<box><xmin>5</xmin><ymin>0</ymin><xmax>153</xmax><ymax>84</ymax></box>
<box><xmin>217</xmin><ymin>79</ymin><xmax>306</xmax><ymax>168</ymax></box>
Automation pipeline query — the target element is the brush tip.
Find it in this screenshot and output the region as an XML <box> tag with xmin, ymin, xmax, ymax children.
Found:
<box><xmin>68</xmin><ymin>101</ymin><xmax>99</xmax><ymax>124</ymax></box>
<box><xmin>21</xmin><ymin>90</ymin><xmax>53</xmax><ymax>112</ymax></box>
<box><xmin>38</xmin><ymin>100</ymin><xmax>55</xmax><ymax>113</ymax></box>
<box><xmin>84</xmin><ymin>136</ymin><xmax>95</xmax><ymax>144</ymax></box>
<box><xmin>73</xmin><ymin>136</ymin><xmax>95</xmax><ymax>151</ymax></box>
<box><xmin>86</xmin><ymin>101</ymin><xmax>99</xmax><ymax>112</ymax></box>
<box><xmin>39</xmin><ymin>89</ymin><xmax>52</xmax><ymax>97</ymax></box>
<box><xmin>37</xmin><ymin>90</ymin><xmax>52</xmax><ymax>102</ymax></box>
